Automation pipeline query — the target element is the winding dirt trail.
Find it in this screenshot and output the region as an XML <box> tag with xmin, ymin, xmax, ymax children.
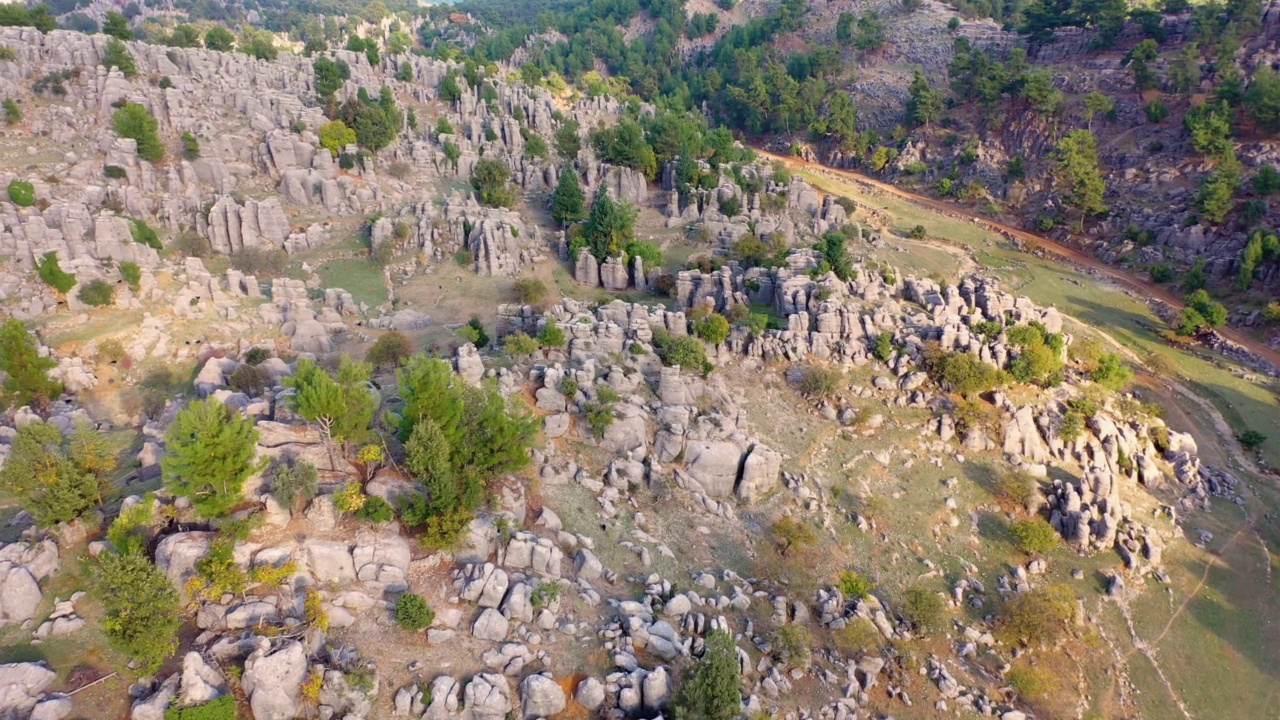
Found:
<box><xmin>759</xmin><ymin>149</ymin><xmax>1280</xmax><ymax>372</ymax></box>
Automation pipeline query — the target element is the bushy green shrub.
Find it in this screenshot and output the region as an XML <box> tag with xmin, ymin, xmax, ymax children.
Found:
<box><xmin>395</xmin><ymin>592</ymin><xmax>435</xmax><ymax>631</ymax></box>
<box><xmin>78</xmin><ymin>278</ymin><xmax>115</xmax><ymax>307</ymax></box>
<box><xmin>367</xmin><ymin>330</ymin><xmax>413</xmax><ymax>368</ymax></box>
<box><xmin>37</xmin><ymin>251</ymin><xmax>76</xmax><ymax>293</ymax></box>
<box><xmin>0</xmin><ymin>318</ymin><xmax>61</xmax><ymax>408</ymax></box>
<box><xmin>538</xmin><ymin>320</ymin><xmax>565</xmax><ymax>348</ymax></box>
<box><xmin>511</xmin><ymin>277</ymin><xmax>549</xmax><ymax>306</ymax></box>
<box><xmin>112</xmin><ymin>102</ymin><xmax>163</xmax><ymax>162</ymax></box>
<box><xmin>7</xmin><ymin>179</ymin><xmax>34</xmax><ymax>206</ymax></box>
<box><xmin>652</xmin><ymin>329</ymin><xmax>709</xmax><ymax>372</ymax></box>
<box><xmin>693</xmin><ymin>313</ymin><xmax>730</xmax><ymax>345</ymax></box>
<box><xmin>355</xmin><ymin>494</ymin><xmax>394</xmax><ymax>523</ymax></box>
<box><xmin>996</xmin><ymin>584</ymin><xmax>1075</xmax><ymax>646</ymax></box>
<box><xmin>273</xmin><ymin>460</ymin><xmax>318</xmax><ymax>509</ymax></box>
<box><xmin>798</xmin><ymin>366</ymin><xmax>843</xmax><ymax>399</ymax></box>
<box><xmin>119</xmin><ymin>261</ymin><xmax>141</xmax><ymax>291</ymax></box>
<box><xmin>1009</xmin><ymin>518</ymin><xmax>1059</xmax><ymax>555</ymax></box>
<box><xmin>671</xmin><ymin>630</ymin><xmax>741</xmax><ymax>720</ymax></box>
<box><xmin>504</xmin><ymin>331</ymin><xmax>540</xmax><ymax>357</ymax></box>
<box><xmin>163</xmin><ymin>398</ymin><xmax>265</xmax><ymax>518</ymax></box>
<box><xmin>902</xmin><ymin>586</ymin><xmax>947</xmax><ymax>632</ymax></box>
<box><xmin>836</xmin><ymin>570</ymin><xmax>874</xmax><ymax>599</ymax></box>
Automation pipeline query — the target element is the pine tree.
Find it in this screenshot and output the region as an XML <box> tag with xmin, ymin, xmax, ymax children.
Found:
<box><xmin>1245</xmin><ymin>66</ymin><xmax>1280</xmax><ymax>135</ymax></box>
<box><xmin>1054</xmin><ymin>129</ymin><xmax>1107</xmax><ymax>231</ymax></box>
<box><xmin>5</xmin><ymin>421</ymin><xmax>100</xmax><ymax>526</ymax></box>
<box><xmin>671</xmin><ymin>630</ymin><xmax>742</xmax><ymax>720</ymax></box>
<box><xmin>286</xmin><ymin>357</ymin><xmax>377</xmax><ymax>461</ymax></box>
<box><xmin>162</xmin><ymin>398</ymin><xmax>264</xmax><ymax>518</ymax></box>
<box><xmin>578</xmin><ymin>191</ymin><xmax>637</xmax><ymax>262</ymax></box>
<box><xmin>551</xmin><ymin>166</ymin><xmax>586</xmax><ymax>226</ymax></box>
<box><xmin>102</xmin><ymin>37</ymin><xmax>137</xmax><ymax>77</ymax></box>
<box><xmin>0</xmin><ymin>318</ymin><xmax>61</xmax><ymax>408</ymax></box>
<box><xmin>905</xmin><ymin>69</ymin><xmax>944</xmax><ymax>127</ymax></box>
<box><xmin>94</xmin><ymin>551</ymin><xmax>180</xmax><ymax>674</ymax></box>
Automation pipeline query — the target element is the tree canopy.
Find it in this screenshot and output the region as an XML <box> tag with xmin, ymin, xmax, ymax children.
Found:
<box><xmin>162</xmin><ymin>398</ymin><xmax>265</xmax><ymax>518</ymax></box>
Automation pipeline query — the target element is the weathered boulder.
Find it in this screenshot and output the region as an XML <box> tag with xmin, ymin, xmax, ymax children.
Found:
<box><xmin>463</xmin><ymin>673</ymin><xmax>512</xmax><ymax>720</ymax></box>
<box><xmin>519</xmin><ymin>673</ymin><xmax>566</xmax><ymax>720</ymax></box>
<box><xmin>683</xmin><ymin>440</ymin><xmax>743</xmax><ymax>497</ymax></box>
<box><xmin>736</xmin><ymin>444</ymin><xmax>781</xmax><ymax>502</ymax></box>
<box><xmin>0</xmin><ymin>662</ymin><xmax>56</xmax><ymax>718</ymax></box>
<box><xmin>178</xmin><ymin>652</ymin><xmax>228</xmax><ymax>707</ymax></box>
<box><xmin>242</xmin><ymin>639</ymin><xmax>307</xmax><ymax>720</ymax></box>
<box><xmin>154</xmin><ymin>532</ymin><xmax>213</xmax><ymax>588</ymax></box>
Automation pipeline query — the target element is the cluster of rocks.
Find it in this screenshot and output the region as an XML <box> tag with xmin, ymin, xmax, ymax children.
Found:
<box><xmin>0</xmin><ymin>540</ymin><xmax>60</xmax><ymax>629</ymax></box>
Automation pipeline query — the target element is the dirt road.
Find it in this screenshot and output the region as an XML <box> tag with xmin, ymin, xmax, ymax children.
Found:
<box><xmin>759</xmin><ymin>148</ymin><xmax>1280</xmax><ymax>372</ymax></box>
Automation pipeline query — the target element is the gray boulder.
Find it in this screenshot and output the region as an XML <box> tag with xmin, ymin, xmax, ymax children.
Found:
<box><xmin>519</xmin><ymin>673</ymin><xmax>566</xmax><ymax>720</ymax></box>
<box><xmin>0</xmin><ymin>662</ymin><xmax>56</xmax><ymax>718</ymax></box>
<box><xmin>242</xmin><ymin>639</ymin><xmax>308</xmax><ymax>720</ymax></box>
<box><xmin>463</xmin><ymin>673</ymin><xmax>511</xmax><ymax>720</ymax></box>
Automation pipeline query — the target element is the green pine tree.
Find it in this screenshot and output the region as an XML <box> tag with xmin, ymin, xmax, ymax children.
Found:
<box><xmin>0</xmin><ymin>318</ymin><xmax>62</xmax><ymax>408</ymax></box>
<box><xmin>551</xmin><ymin>166</ymin><xmax>586</xmax><ymax>226</ymax></box>
<box><xmin>162</xmin><ymin>398</ymin><xmax>265</xmax><ymax>518</ymax></box>
<box><xmin>671</xmin><ymin>630</ymin><xmax>742</xmax><ymax>720</ymax></box>
<box><xmin>1055</xmin><ymin>129</ymin><xmax>1107</xmax><ymax>231</ymax></box>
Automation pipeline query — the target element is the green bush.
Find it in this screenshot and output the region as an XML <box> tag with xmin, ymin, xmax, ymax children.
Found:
<box><xmin>5</xmin><ymin>421</ymin><xmax>102</xmax><ymax>526</ymax></box>
<box><xmin>996</xmin><ymin>584</ymin><xmax>1075</xmax><ymax>646</ymax></box>
<box><xmin>836</xmin><ymin>570</ymin><xmax>874</xmax><ymax>599</ymax></box>
<box><xmin>798</xmin><ymin>366</ymin><xmax>843</xmax><ymax>399</ymax></box>
<box><xmin>993</xmin><ymin>468</ymin><xmax>1039</xmax><ymax>510</ymax></box>
<box><xmin>367</xmin><ymin>330</ymin><xmax>414</xmax><ymax>368</ymax></box>
<box><xmin>538</xmin><ymin>320</ymin><xmax>565</xmax><ymax>348</ymax></box>
<box><xmin>37</xmin><ymin>251</ymin><xmax>76</xmax><ymax>293</ymax></box>
<box><xmin>273</xmin><ymin>460</ymin><xmax>318</xmax><ymax>509</ymax></box>
<box><xmin>3</xmin><ymin>97</ymin><xmax>19</xmax><ymax>124</ymax></box>
<box><xmin>102</xmin><ymin>37</ymin><xmax>137</xmax><ymax>76</ymax></box>
<box><xmin>119</xmin><ymin>260</ymin><xmax>141</xmax><ymax>291</ymax></box>
<box><xmin>129</xmin><ymin>218</ymin><xmax>162</xmax><ymax>249</ymax></box>
<box><xmin>693</xmin><ymin>313</ymin><xmax>730</xmax><ymax>345</ymax></box>
<box><xmin>511</xmin><ymin>277</ymin><xmax>549</xmax><ymax>306</ymax></box>
<box><xmin>457</xmin><ymin>317</ymin><xmax>490</xmax><ymax>348</ymax></box>
<box><xmin>112</xmin><ymin>102</ymin><xmax>163</xmax><ymax>162</ymax></box>
<box><xmin>470</xmin><ymin>158</ymin><xmax>517</xmax><ymax>208</ymax></box>
<box><xmin>1090</xmin><ymin>353</ymin><xmax>1133</xmax><ymax>391</ymax></box>
<box><xmin>7</xmin><ymin>179</ymin><xmax>34</xmax><ymax>206</ymax></box>
<box><xmin>164</xmin><ymin>695</ymin><xmax>237</xmax><ymax>720</ymax></box>
<box><xmin>94</xmin><ymin>551</ymin><xmax>180</xmax><ymax>674</ymax></box>
<box><xmin>652</xmin><ymin>329</ymin><xmax>709</xmax><ymax>372</ymax></box>
<box><xmin>0</xmin><ymin>319</ymin><xmax>61</xmax><ymax>408</ymax></box>
<box><xmin>922</xmin><ymin>344</ymin><xmax>1006</xmax><ymax>396</ymax></box>
<box><xmin>1006</xmin><ymin>663</ymin><xmax>1058</xmax><ymax>701</ymax></box>
<box><xmin>355</xmin><ymin>494</ymin><xmax>394</xmax><ymax>523</ymax></box>
<box><xmin>104</xmin><ymin>165</ymin><xmax>127</xmax><ymax>179</ymax></box>
<box><xmin>873</xmin><ymin>331</ymin><xmax>894</xmax><ymax>362</ymax></box>
<box><xmin>395</xmin><ymin>592</ymin><xmax>436</xmax><ymax>631</ymax></box>
<box><xmin>772</xmin><ymin>624</ymin><xmax>812</xmax><ymax>668</ymax></box>
<box><xmin>504</xmin><ymin>331</ymin><xmax>540</xmax><ymax>357</ymax></box>
<box><xmin>902</xmin><ymin>586</ymin><xmax>947</xmax><ymax>632</ymax></box>
<box><xmin>181</xmin><ymin>131</ymin><xmax>200</xmax><ymax>160</ymax></box>
<box><xmin>1009</xmin><ymin>518</ymin><xmax>1059</xmax><ymax>555</ymax></box>
<box><xmin>1239</xmin><ymin>429</ymin><xmax>1267</xmax><ymax>448</ymax></box>
<box><xmin>78</xmin><ymin>278</ymin><xmax>115</xmax><ymax>307</ymax></box>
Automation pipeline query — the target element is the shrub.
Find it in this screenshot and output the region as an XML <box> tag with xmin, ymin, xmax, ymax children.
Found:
<box><xmin>993</xmin><ymin>468</ymin><xmax>1040</xmax><ymax>510</ymax></box>
<box><xmin>836</xmin><ymin>570</ymin><xmax>874</xmax><ymax>599</ymax></box>
<box><xmin>1149</xmin><ymin>262</ymin><xmax>1175</xmax><ymax>283</ymax></box>
<box><xmin>129</xmin><ymin>218</ymin><xmax>162</xmax><ymax>249</ymax></box>
<box><xmin>1</xmin><ymin>320</ymin><xmax>64</xmax><ymax>409</ymax></box>
<box><xmin>693</xmin><ymin>313</ymin><xmax>731</xmax><ymax>345</ymax></box>
<box><xmin>1009</xmin><ymin>518</ymin><xmax>1059</xmax><ymax>555</ymax></box>
<box><xmin>538</xmin><ymin>320</ymin><xmax>565</xmax><ymax>348</ymax></box>
<box><xmin>907</xmin><ymin>224</ymin><xmax>927</xmax><ymax>239</ymax></box>
<box><xmin>78</xmin><ymin>278</ymin><xmax>115</xmax><ymax>307</ymax></box>
<box><xmin>104</xmin><ymin>165</ymin><xmax>127</xmax><ymax>179</ymax></box>
<box><xmin>5</xmin><ymin>421</ymin><xmax>102</xmax><ymax>526</ymax></box>
<box><xmin>7</xmin><ymin>179</ymin><xmax>34</xmax><ymax>206</ymax></box>
<box><xmin>902</xmin><ymin>586</ymin><xmax>947</xmax><ymax>632</ymax></box>
<box><xmin>996</xmin><ymin>584</ymin><xmax>1075</xmax><ymax>646</ymax></box>
<box><xmin>37</xmin><ymin>251</ymin><xmax>76</xmax><ymax>293</ymax></box>
<box><xmin>1006</xmin><ymin>663</ymin><xmax>1058</xmax><ymax>701</ymax></box>
<box><xmin>119</xmin><ymin>260</ymin><xmax>141</xmax><ymax>291</ymax></box>
<box><xmin>771</xmin><ymin>517</ymin><xmax>816</xmax><ymax>556</ymax></box>
<box><xmin>2</xmin><ymin>97</ymin><xmax>18</xmax><ymax>124</ymax></box>
<box><xmin>94</xmin><ymin>551</ymin><xmax>180</xmax><ymax>674</ymax></box>
<box><xmin>470</xmin><ymin>158</ymin><xmax>517</xmax><ymax>208</ymax></box>
<box><xmin>772</xmin><ymin>624</ymin><xmax>812</xmax><ymax>668</ymax></box>
<box><xmin>652</xmin><ymin>329</ymin><xmax>709</xmax><ymax>372</ymax></box>
<box><xmin>798</xmin><ymin>366</ymin><xmax>843</xmax><ymax>399</ymax></box>
<box><xmin>670</xmin><ymin>630</ymin><xmax>741</xmax><ymax>720</ymax></box>
<box><xmin>355</xmin><ymin>494</ymin><xmax>394</xmax><ymax>523</ymax></box>
<box><xmin>922</xmin><ymin>344</ymin><xmax>1006</xmax><ymax>396</ymax></box>
<box><xmin>504</xmin><ymin>331</ymin><xmax>539</xmax><ymax>357</ymax></box>
<box><xmin>511</xmin><ymin>277</ymin><xmax>549</xmax><ymax>306</ymax></box>
<box><xmin>180</xmin><ymin>131</ymin><xmax>200</xmax><ymax>160</ymax></box>
<box><xmin>162</xmin><ymin>398</ymin><xmax>265</xmax><ymax>518</ymax></box>
<box><xmin>585</xmin><ymin>401</ymin><xmax>615</xmax><ymax>439</ymax></box>
<box><xmin>367</xmin><ymin>330</ymin><xmax>413</xmax><ymax>368</ymax></box>
<box><xmin>243</xmin><ymin>347</ymin><xmax>272</xmax><ymax>365</ymax></box>
<box><xmin>273</xmin><ymin>460</ymin><xmax>318</xmax><ymax>508</ymax></box>
<box><xmin>1090</xmin><ymin>353</ymin><xmax>1132</xmax><ymax>391</ymax></box>
<box><xmin>112</xmin><ymin>102</ymin><xmax>163</xmax><ymax>162</ymax></box>
<box><xmin>1239</xmin><ymin>429</ymin><xmax>1267</xmax><ymax>448</ymax></box>
<box><xmin>395</xmin><ymin>592</ymin><xmax>436</xmax><ymax>631</ymax></box>
<box><xmin>227</xmin><ymin>363</ymin><xmax>271</xmax><ymax>396</ymax></box>
<box><xmin>873</xmin><ymin>331</ymin><xmax>894</xmax><ymax>362</ymax></box>
<box><xmin>457</xmin><ymin>316</ymin><xmax>490</xmax><ymax>348</ymax></box>
<box><xmin>319</xmin><ymin>119</ymin><xmax>356</xmax><ymax>158</ymax></box>
<box><xmin>230</xmin><ymin>247</ymin><xmax>287</xmax><ymax>277</ymax></box>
